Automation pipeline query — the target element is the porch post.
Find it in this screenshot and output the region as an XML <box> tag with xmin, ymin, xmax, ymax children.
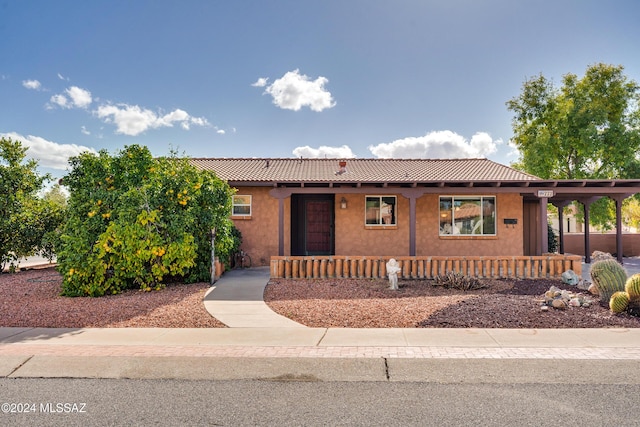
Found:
<box><xmin>612</xmin><ymin>195</ymin><xmax>629</xmax><ymax>264</ymax></box>
<box><xmin>579</xmin><ymin>197</ymin><xmax>598</xmax><ymax>264</ymax></box>
<box><xmin>539</xmin><ymin>198</ymin><xmax>548</xmax><ymax>255</ymax></box>
<box><xmin>552</xmin><ymin>201</ymin><xmax>571</xmax><ymax>254</ymax></box>
<box><xmin>409</xmin><ymin>196</ymin><xmax>416</xmax><ymax>256</ymax></box>
<box><xmin>278</xmin><ymin>197</ymin><xmax>285</xmax><ymax>256</ymax></box>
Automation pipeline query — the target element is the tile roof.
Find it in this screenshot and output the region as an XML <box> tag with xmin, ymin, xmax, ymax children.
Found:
<box><xmin>190</xmin><ymin>158</ymin><xmax>541</xmax><ymax>184</ymax></box>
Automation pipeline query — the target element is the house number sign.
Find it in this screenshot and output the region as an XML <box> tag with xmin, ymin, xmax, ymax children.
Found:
<box><xmin>537</xmin><ymin>190</ymin><xmax>554</xmax><ymax>198</ymax></box>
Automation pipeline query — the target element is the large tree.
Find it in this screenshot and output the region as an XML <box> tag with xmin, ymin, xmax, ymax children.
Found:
<box><xmin>58</xmin><ymin>145</ymin><xmax>237</xmax><ymax>296</ymax></box>
<box><xmin>0</xmin><ymin>137</ymin><xmax>64</xmax><ymax>271</ymax></box>
<box><xmin>507</xmin><ymin>63</ymin><xmax>640</xmax><ymax>227</ymax></box>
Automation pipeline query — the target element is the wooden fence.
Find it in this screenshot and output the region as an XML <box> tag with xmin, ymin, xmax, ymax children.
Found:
<box><xmin>270</xmin><ymin>255</ymin><xmax>582</xmax><ymax>280</ymax></box>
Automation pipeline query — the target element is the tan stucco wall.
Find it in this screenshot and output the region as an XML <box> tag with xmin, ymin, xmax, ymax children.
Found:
<box><xmin>230</xmin><ymin>187</ymin><xmax>284</xmax><ymax>266</ymax></box>
<box><xmin>334</xmin><ymin>193</ymin><xmax>410</xmax><ymax>255</ymax></box>
<box><xmin>231</xmin><ymin>189</ymin><xmax>525</xmax><ymax>262</ymax></box>
<box><xmin>415</xmin><ymin>193</ymin><xmax>524</xmax><ymax>256</ymax></box>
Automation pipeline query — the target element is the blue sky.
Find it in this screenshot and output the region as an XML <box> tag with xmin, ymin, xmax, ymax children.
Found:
<box><xmin>2</xmin><ymin>0</ymin><xmax>639</xmax><ymax>179</ymax></box>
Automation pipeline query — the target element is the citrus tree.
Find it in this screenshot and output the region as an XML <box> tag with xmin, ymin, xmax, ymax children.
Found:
<box><xmin>58</xmin><ymin>145</ymin><xmax>236</xmax><ymax>296</ymax></box>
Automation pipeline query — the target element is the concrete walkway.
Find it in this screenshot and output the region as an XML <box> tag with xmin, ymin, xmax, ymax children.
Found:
<box><xmin>204</xmin><ymin>267</ymin><xmax>305</xmax><ymax>328</ymax></box>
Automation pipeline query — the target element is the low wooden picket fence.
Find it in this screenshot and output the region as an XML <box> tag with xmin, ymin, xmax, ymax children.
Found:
<box><xmin>270</xmin><ymin>255</ymin><xmax>582</xmax><ymax>280</ymax></box>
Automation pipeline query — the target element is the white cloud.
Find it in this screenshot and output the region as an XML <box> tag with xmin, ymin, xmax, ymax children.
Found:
<box><xmin>368</xmin><ymin>131</ymin><xmax>498</xmax><ymax>159</ymax></box>
<box><xmin>259</xmin><ymin>69</ymin><xmax>336</xmax><ymax>112</ymax></box>
<box><xmin>292</xmin><ymin>144</ymin><xmax>356</xmax><ymax>158</ymax></box>
<box><xmin>251</xmin><ymin>77</ymin><xmax>269</xmax><ymax>87</ymax></box>
<box><xmin>1</xmin><ymin>132</ymin><xmax>97</xmax><ymax>170</ymax></box>
<box><xmin>57</xmin><ymin>73</ymin><xmax>69</xmax><ymax>81</ymax></box>
<box><xmin>94</xmin><ymin>103</ymin><xmax>210</xmax><ymax>136</ymax></box>
<box><xmin>49</xmin><ymin>94</ymin><xmax>70</xmax><ymax>109</ymax></box>
<box><xmin>80</xmin><ymin>126</ymin><xmax>90</xmax><ymax>135</ymax></box>
<box><xmin>48</xmin><ymin>86</ymin><xmax>92</xmax><ymax>109</ymax></box>
<box><xmin>216</xmin><ymin>129</ymin><xmax>225</xmax><ymax>135</ymax></box>
<box><xmin>65</xmin><ymin>86</ymin><xmax>92</xmax><ymax>108</ymax></box>
<box><xmin>22</xmin><ymin>80</ymin><xmax>41</xmax><ymax>90</ymax></box>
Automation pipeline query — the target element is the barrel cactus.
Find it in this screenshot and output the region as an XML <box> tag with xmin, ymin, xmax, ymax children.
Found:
<box><xmin>609</xmin><ymin>291</ymin><xmax>630</xmax><ymax>313</ymax></box>
<box><xmin>625</xmin><ymin>274</ymin><xmax>640</xmax><ymax>300</ymax></box>
<box><xmin>589</xmin><ymin>258</ymin><xmax>627</xmax><ymax>304</ymax></box>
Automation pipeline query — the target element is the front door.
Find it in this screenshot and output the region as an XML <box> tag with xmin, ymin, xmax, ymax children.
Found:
<box><xmin>291</xmin><ymin>195</ymin><xmax>334</xmax><ymax>255</ymax></box>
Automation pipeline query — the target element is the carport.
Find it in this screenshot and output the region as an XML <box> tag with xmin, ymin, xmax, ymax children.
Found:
<box><xmin>521</xmin><ymin>179</ymin><xmax>640</xmax><ymax>264</ymax></box>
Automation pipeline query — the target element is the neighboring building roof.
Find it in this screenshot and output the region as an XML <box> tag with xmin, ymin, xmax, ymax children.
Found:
<box><xmin>190</xmin><ymin>158</ymin><xmax>540</xmax><ymax>186</ymax></box>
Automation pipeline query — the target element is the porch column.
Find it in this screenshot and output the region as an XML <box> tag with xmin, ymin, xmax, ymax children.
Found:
<box><xmin>278</xmin><ymin>197</ymin><xmax>285</xmax><ymax>256</ymax></box>
<box><xmin>401</xmin><ymin>189</ymin><xmax>422</xmax><ymax>257</ymax></box>
<box><xmin>552</xmin><ymin>201</ymin><xmax>571</xmax><ymax>254</ymax></box>
<box><xmin>612</xmin><ymin>195</ymin><xmax>631</xmax><ymax>264</ymax></box>
<box><xmin>539</xmin><ymin>198</ymin><xmax>548</xmax><ymax>255</ymax></box>
<box><xmin>409</xmin><ymin>196</ymin><xmax>416</xmax><ymax>256</ymax></box>
<box><xmin>579</xmin><ymin>197</ymin><xmax>599</xmax><ymax>264</ymax></box>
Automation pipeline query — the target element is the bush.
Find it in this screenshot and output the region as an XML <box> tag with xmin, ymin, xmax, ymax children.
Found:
<box><xmin>57</xmin><ymin>145</ymin><xmax>235</xmax><ymax>296</ymax></box>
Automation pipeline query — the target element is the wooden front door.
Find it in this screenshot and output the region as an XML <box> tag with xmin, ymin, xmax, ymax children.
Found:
<box><xmin>291</xmin><ymin>195</ymin><xmax>334</xmax><ymax>256</ymax></box>
<box><xmin>305</xmin><ymin>199</ymin><xmax>332</xmax><ymax>254</ymax></box>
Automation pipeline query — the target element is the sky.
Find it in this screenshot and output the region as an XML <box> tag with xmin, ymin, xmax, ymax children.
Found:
<box><xmin>1</xmin><ymin>0</ymin><xmax>639</xmax><ymax>180</ymax></box>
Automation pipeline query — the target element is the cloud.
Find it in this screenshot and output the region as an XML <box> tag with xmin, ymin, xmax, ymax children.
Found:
<box><xmin>22</xmin><ymin>80</ymin><xmax>41</xmax><ymax>90</ymax></box>
<box><xmin>292</xmin><ymin>144</ymin><xmax>356</xmax><ymax>158</ymax></box>
<box><xmin>251</xmin><ymin>77</ymin><xmax>268</xmax><ymax>87</ymax></box>
<box><xmin>94</xmin><ymin>104</ymin><xmax>210</xmax><ymax>136</ymax></box>
<box><xmin>1</xmin><ymin>132</ymin><xmax>97</xmax><ymax>170</ymax></box>
<box><xmin>57</xmin><ymin>73</ymin><xmax>69</xmax><ymax>81</ymax></box>
<box><xmin>80</xmin><ymin>126</ymin><xmax>90</xmax><ymax>135</ymax></box>
<box><xmin>49</xmin><ymin>86</ymin><xmax>92</xmax><ymax>109</ymax></box>
<box><xmin>258</xmin><ymin>69</ymin><xmax>336</xmax><ymax>112</ymax></box>
<box><xmin>368</xmin><ymin>131</ymin><xmax>499</xmax><ymax>159</ymax></box>
<box><xmin>66</xmin><ymin>86</ymin><xmax>92</xmax><ymax>108</ymax></box>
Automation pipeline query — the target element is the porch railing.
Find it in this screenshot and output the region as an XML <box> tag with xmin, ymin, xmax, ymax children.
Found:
<box><xmin>270</xmin><ymin>255</ymin><xmax>582</xmax><ymax>280</ymax></box>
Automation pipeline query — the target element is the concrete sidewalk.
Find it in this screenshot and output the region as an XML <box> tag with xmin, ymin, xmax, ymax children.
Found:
<box><xmin>2</xmin><ymin>327</ymin><xmax>640</xmax><ymax>381</ymax></box>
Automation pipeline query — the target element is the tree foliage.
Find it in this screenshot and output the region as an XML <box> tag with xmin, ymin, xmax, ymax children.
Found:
<box><xmin>0</xmin><ymin>137</ymin><xmax>64</xmax><ymax>271</ymax></box>
<box><xmin>57</xmin><ymin>145</ymin><xmax>237</xmax><ymax>296</ymax></box>
<box><xmin>507</xmin><ymin>63</ymin><xmax>640</xmax><ymax>228</ymax></box>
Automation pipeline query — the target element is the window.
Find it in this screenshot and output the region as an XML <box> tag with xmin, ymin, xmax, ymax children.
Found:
<box><xmin>439</xmin><ymin>196</ymin><xmax>496</xmax><ymax>235</ymax></box>
<box><xmin>232</xmin><ymin>195</ymin><xmax>251</xmax><ymax>216</ymax></box>
<box><xmin>366</xmin><ymin>196</ymin><xmax>396</xmax><ymax>225</ymax></box>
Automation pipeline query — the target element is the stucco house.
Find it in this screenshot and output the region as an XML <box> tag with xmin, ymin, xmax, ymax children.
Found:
<box><xmin>192</xmin><ymin>158</ymin><xmax>640</xmax><ymax>279</ymax></box>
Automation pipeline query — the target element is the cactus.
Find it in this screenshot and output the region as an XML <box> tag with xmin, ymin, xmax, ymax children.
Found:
<box><xmin>589</xmin><ymin>258</ymin><xmax>627</xmax><ymax>304</ymax></box>
<box><xmin>609</xmin><ymin>291</ymin><xmax>630</xmax><ymax>313</ymax></box>
<box><xmin>625</xmin><ymin>274</ymin><xmax>640</xmax><ymax>299</ymax></box>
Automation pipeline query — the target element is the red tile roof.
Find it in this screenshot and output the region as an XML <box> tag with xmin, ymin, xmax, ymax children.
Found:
<box><xmin>190</xmin><ymin>158</ymin><xmax>541</xmax><ymax>184</ymax></box>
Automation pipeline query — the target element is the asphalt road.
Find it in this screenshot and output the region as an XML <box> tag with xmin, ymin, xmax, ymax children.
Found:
<box><xmin>1</xmin><ymin>377</ymin><xmax>639</xmax><ymax>427</ymax></box>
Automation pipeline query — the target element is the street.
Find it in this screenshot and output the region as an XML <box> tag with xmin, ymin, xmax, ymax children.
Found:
<box><xmin>1</xmin><ymin>377</ymin><xmax>639</xmax><ymax>426</ymax></box>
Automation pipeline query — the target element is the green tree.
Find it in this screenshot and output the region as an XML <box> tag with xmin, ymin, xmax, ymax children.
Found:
<box><xmin>57</xmin><ymin>145</ymin><xmax>236</xmax><ymax>296</ymax></box>
<box><xmin>0</xmin><ymin>137</ymin><xmax>62</xmax><ymax>271</ymax></box>
<box><xmin>507</xmin><ymin>63</ymin><xmax>640</xmax><ymax>228</ymax></box>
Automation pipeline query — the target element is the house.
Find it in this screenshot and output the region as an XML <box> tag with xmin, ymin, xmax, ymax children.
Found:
<box><xmin>192</xmin><ymin>157</ymin><xmax>640</xmax><ymax>277</ymax></box>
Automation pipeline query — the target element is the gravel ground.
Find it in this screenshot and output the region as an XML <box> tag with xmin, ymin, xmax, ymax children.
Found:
<box><xmin>3</xmin><ymin>267</ymin><xmax>640</xmax><ymax>329</ymax></box>
<box><xmin>0</xmin><ymin>267</ymin><xmax>225</xmax><ymax>328</ymax></box>
<box><xmin>264</xmin><ymin>277</ymin><xmax>640</xmax><ymax>328</ymax></box>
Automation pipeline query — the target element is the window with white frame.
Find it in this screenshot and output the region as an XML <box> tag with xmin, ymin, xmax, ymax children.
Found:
<box><xmin>439</xmin><ymin>196</ymin><xmax>496</xmax><ymax>235</ymax></box>
<box><xmin>365</xmin><ymin>196</ymin><xmax>396</xmax><ymax>225</ymax></box>
<box><xmin>232</xmin><ymin>195</ymin><xmax>252</xmax><ymax>216</ymax></box>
